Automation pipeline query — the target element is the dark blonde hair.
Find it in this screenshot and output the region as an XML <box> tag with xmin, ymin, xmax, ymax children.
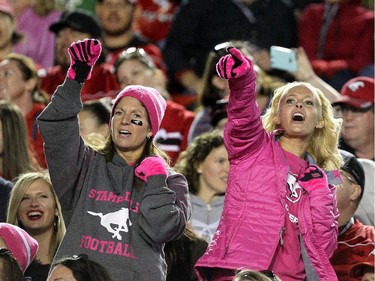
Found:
<box><xmin>174</xmin><ymin>130</ymin><xmax>224</xmax><ymax>194</ymax></box>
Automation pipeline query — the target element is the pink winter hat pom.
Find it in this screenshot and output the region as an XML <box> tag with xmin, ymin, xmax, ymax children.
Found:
<box><xmin>0</xmin><ymin>223</ymin><xmax>39</xmax><ymax>272</ymax></box>
<box><xmin>110</xmin><ymin>85</ymin><xmax>166</xmax><ymax>136</ymax></box>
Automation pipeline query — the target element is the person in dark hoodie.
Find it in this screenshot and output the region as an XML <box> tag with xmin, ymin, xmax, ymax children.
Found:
<box><xmin>37</xmin><ymin>38</ymin><xmax>190</xmax><ymax>281</ymax></box>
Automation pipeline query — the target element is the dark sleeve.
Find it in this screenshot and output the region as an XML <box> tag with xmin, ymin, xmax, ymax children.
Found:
<box><xmin>37</xmin><ymin>78</ymin><xmax>94</xmax><ymax>222</ymax></box>
<box><xmin>137</xmin><ymin>171</ymin><xmax>190</xmax><ymax>244</ymax></box>
<box><xmin>0</xmin><ymin>177</ymin><xmax>13</xmax><ymax>222</ymax></box>
<box><xmin>162</xmin><ymin>0</ymin><xmax>209</xmax><ymax>79</ymax></box>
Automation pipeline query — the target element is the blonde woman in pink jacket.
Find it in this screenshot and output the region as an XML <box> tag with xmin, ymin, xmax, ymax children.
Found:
<box><xmin>195</xmin><ymin>47</ymin><xmax>343</xmax><ymax>281</ymax></box>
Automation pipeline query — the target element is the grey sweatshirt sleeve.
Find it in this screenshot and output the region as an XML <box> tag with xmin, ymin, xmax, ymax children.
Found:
<box><xmin>137</xmin><ymin>170</ymin><xmax>190</xmax><ymax>244</ymax></box>
<box><xmin>37</xmin><ymin>78</ymin><xmax>94</xmax><ymax>224</ymax></box>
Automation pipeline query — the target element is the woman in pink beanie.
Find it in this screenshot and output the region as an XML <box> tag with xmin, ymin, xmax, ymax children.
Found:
<box><xmin>37</xmin><ymin>38</ymin><xmax>190</xmax><ymax>281</ymax></box>
<box><xmin>0</xmin><ymin>222</ymin><xmax>38</xmax><ymax>272</ymax></box>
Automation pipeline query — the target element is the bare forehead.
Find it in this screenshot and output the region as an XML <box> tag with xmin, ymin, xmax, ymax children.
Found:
<box><xmin>283</xmin><ymin>85</ymin><xmax>318</xmax><ymax>99</ymax></box>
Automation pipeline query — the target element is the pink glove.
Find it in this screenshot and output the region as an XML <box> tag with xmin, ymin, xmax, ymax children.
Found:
<box><xmin>67</xmin><ymin>38</ymin><xmax>102</xmax><ymax>83</ymax></box>
<box><xmin>135</xmin><ymin>156</ymin><xmax>167</xmax><ymax>182</ymax></box>
<box><xmin>216</xmin><ymin>47</ymin><xmax>253</xmax><ymax>79</ymax></box>
<box><xmin>298</xmin><ymin>165</ymin><xmax>328</xmax><ymax>192</ymax></box>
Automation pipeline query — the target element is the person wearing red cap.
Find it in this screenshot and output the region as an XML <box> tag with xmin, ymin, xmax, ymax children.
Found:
<box><xmin>298</xmin><ymin>0</ymin><xmax>374</xmax><ymax>91</ymax></box>
<box><xmin>37</xmin><ymin>38</ymin><xmax>190</xmax><ymax>281</ymax></box>
<box><xmin>0</xmin><ymin>222</ymin><xmax>39</xmax><ymax>273</ymax></box>
<box><xmin>333</xmin><ymin>76</ymin><xmax>375</xmax><ymax>161</ymax></box>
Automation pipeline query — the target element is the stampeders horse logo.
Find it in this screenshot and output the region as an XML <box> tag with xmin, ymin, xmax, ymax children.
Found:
<box><xmin>348</xmin><ymin>81</ymin><xmax>365</xmax><ymax>94</ymax></box>
<box><xmin>87</xmin><ymin>208</ymin><xmax>132</xmax><ymax>240</ymax></box>
<box><xmin>286</xmin><ymin>173</ymin><xmax>302</xmax><ymax>204</ymax></box>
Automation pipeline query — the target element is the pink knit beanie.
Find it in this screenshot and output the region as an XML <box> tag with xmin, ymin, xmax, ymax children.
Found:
<box><xmin>0</xmin><ymin>223</ymin><xmax>39</xmax><ymax>272</ymax></box>
<box><xmin>110</xmin><ymin>85</ymin><xmax>166</xmax><ymax>136</ymax></box>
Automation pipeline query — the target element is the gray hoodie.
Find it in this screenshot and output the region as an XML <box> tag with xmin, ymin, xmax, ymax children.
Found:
<box><xmin>37</xmin><ymin>78</ymin><xmax>190</xmax><ymax>281</ymax></box>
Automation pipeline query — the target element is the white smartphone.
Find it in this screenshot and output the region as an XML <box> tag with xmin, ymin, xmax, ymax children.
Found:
<box><xmin>270</xmin><ymin>46</ymin><xmax>297</xmax><ymax>72</ymax></box>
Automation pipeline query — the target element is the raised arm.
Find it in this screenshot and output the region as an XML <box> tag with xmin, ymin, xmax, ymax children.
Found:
<box><xmin>37</xmin><ymin>39</ymin><xmax>102</xmax><ymax>209</ymax></box>
<box><xmin>216</xmin><ymin>47</ymin><xmax>268</xmax><ymax>160</ymax></box>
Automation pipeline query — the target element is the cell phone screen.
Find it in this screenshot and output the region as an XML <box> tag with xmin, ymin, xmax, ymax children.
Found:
<box><xmin>270</xmin><ymin>46</ymin><xmax>297</xmax><ymax>72</ymax></box>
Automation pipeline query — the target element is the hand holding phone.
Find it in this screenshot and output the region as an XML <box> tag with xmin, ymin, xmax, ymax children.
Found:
<box><xmin>270</xmin><ymin>46</ymin><xmax>297</xmax><ymax>72</ymax></box>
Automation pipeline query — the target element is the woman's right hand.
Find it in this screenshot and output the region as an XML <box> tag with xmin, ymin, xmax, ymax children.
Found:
<box><xmin>293</xmin><ymin>47</ymin><xmax>315</xmax><ymax>81</ymax></box>
<box><xmin>67</xmin><ymin>38</ymin><xmax>102</xmax><ymax>83</ymax></box>
<box><xmin>216</xmin><ymin>47</ymin><xmax>254</xmax><ymax>80</ymax></box>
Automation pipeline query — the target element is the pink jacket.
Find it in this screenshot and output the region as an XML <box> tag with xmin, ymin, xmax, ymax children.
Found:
<box><xmin>195</xmin><ymin>71</ymin><xmax>340</xmax><ymax>280</ymax></box>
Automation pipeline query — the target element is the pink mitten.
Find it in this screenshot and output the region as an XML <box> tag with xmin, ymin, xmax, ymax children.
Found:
<box><xmin>135</xmin><ymin>156</ymin><xmax>167</xmax><ymax>182</ymax></box>
<box><xmin>67</xmin><ymin>38</ymin><xmax>102</xmax><ymax>83</ymax></box>
<box><xmin>216</xmin><ymin>47</ymin><xmax>253</xmax><ymax>79</ymax></box>
<box><xmin>298</xmin><ymin>165</ymin><xmax>328</xmax><ymax>192</ymax></box>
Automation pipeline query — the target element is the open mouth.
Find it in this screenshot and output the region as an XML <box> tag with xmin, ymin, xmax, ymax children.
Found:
<box><xmin>27</xmin><ymin>211</ymin><xmax>43</xmax><ymax>220</ymax></box>
<box><xmin>292</xmin><ymin>113</ymin><xmax>305</xmax><ymax>121</ymax></box>
<box><xmin>119</xmin><ymin>130</ymin><xmax>131</xmax><ymax>136</ymax></box>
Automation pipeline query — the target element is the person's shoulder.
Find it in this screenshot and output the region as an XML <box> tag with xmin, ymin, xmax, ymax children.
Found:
<box><xmin>300</xmin><ymin>2</ymin><xmax>324</xmax><ymax>15</ymax></box>
<box><xmin>0</xmin><ymin>177</ymin><xmax>13</xmax><ymax>191</ymax></box>
<box><xmin>354</xmin><ymin>219</ymin><xmax>375</xmax><ymax>237</ymax></box>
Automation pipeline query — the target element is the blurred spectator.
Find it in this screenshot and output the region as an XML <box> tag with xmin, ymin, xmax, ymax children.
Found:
<box><xmin>10</xmin><ymin>0</ymin><xmax>32</xmax><ymax>17</ymax></box>
<box><xmin>164</xmin><ymin>225</ymin><xmax>208</xmax><ymax>281</ymax></box>
<box><xmin>292</xmin><ymin>46</ymin><xmax>341</xmax><ymax>102</ymax></box>
<box><xmin>291</xmin><ymin>0</ymin><xmax>323</xmax><ymax>20</ymax></box>
<box><xmin>299</xmin><ymin>0</ymin><xmax>374</xmax><ymax>90</ymax></box>
<box><xmin>95</xmin><ymin>0</ymin><xmax>163</xmax><ymax>69</ymax></box>
<box><xmin>38</xmin><ymin>9</ymin><xmax>120</xmax><ymax>101</ymax></box>
<box><xmin>133</xmin><ymin>0</ymin><xmax>181</xmax><ymax>48</ymax></box>
<box><xmin>13</xmin><ymin>0</ymin><xmax>63</xmax><ymax>68</ymax></box>
<box><xmin>354</xmin><ymin>158</ymin><xmax>375</xmax><ymax>225</ymax></box>
<box><xmin>0</xmin><ymin>53</ymin><xmax>49</xmax><ymax>168</ymax></box>
<box><xmin>330</xmin><ymin>150</ymin><xmax>375</xmax><ymax>281</ymax></box>
<box><xmin>7</xmin><ymin>171</ymin><xmax>66</xmax><ymax>281</ymax></box>
<box><xmin>162</xmin><ymin>0</ymin><xmax>296</xmax><ymax>100</ymax></box>
<box><xmin>0</xmin><ymin>0</ymin><xmax>23</xmax><ymax>61</ymax></box>
<box><xmin>0</xmin><ymin>101</ymin><xmax>37</xmax><ymax>181</ymax></box>
<box><xmin>332</xmin><ymin>77</ymin><xmax>374</xmax><ymax>160</ymax></box>
<box><xmin>79</xmin><ymin>100</ymin><xmax>110</xmax><ymax>147</ymax></box>
<box><xmin>114</xmin><ymin>47</ymin><xmax>195</xmax><ymax>165</ymax></box>
<box><xmin>0</xmin><ymin>222</ymin><xmax>39</xmax><ymax>273</ymax></box>
<box><xmin>57</xmin><ymin>0</ymin><xmax>95</xmax><ymax>13</ymax></box>
<box><xmin>47</xmin><ymin>254</ymin><xmax>115</xmax><ymax>281</ymax></box>
<box><xmin>174</xmin><ymin>130</ymin><xmax>229</xmax><ymax>243</ymax></box>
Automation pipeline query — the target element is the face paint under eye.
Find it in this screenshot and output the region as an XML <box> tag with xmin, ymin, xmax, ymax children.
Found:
<box><xmin>131</xmin><ymin>119</ymin><xmax>143</xmax><ymax>126</ymax></box>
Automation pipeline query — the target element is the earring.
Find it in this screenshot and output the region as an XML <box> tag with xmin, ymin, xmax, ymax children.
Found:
<box><xmin>54</xmin><ymin>216</ymin><xmax>59</xmax><ymax>228</ymax></box>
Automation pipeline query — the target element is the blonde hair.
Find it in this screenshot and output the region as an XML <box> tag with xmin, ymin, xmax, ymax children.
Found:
<box><xmin>262</xmin><ymin>81</ymin><xmax>343</xmax><ymax>170</ymax></box>
<box><xmin>7</xmin><ymin>171</ymin><xmax>66</xmax><ymax>260</ymax></box>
